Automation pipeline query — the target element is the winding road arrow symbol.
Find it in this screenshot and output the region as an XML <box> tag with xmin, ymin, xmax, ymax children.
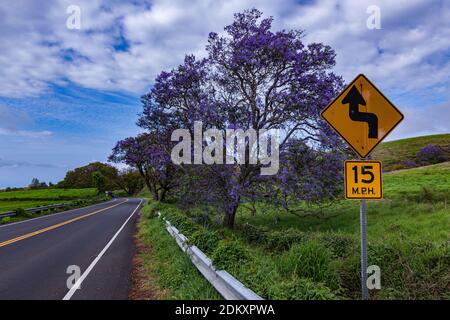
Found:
<box><xmin>342</xmin><ymin>85</ymin><xmax>378</xmax><ymax>139</ymax></box>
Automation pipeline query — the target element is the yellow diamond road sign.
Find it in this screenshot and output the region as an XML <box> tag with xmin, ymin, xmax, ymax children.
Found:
<box><xmin>321</xmin><ymin>74</ymin><xmax>404</xmax><ymax>158</ymax></box>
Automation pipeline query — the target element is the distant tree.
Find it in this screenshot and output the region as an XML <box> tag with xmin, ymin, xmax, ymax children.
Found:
<box><xmin>39</xmin><ymin>182</ymin><xmax>48</xmax><ymax>188</ymax></box>
<box><xmin>29</xmin><ymin>178</ymin><xmax>41</xmax><ymax>189</ymax></box>
<box><xmin>58</xmin><ymin>162</ymin><xmax>118</xmax><ymax>189</ymax></box>
<box><xmin>109</xmin><ymin>132</ymin><xmax>179</xmax><ymax>201</ymax></box>
<box><xmin>92</xmin><ymin>171</ymin><xmax>107</xmax><ymax>195</ymax></box>
<box><xmin>115</xmin><ymin>169</ymin><xmax>144</xmax><ymax>195</ymax></box>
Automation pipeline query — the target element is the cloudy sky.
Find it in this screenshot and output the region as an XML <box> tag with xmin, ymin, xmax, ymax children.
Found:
<box><xmin>0</xmin><ymin>0</ymin><xmax>449</xmax><ymax>187</ymax></box>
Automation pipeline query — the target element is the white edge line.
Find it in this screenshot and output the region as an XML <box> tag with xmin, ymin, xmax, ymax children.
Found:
<box><xmin>0</xmin><ymin>199</ymin><xmax>118</xmax><ymax>229</ymax></box>
<box><xmin>62</xmin><ymin>199</ymin><xmax>143</xmax><ymax>300</ymax></box>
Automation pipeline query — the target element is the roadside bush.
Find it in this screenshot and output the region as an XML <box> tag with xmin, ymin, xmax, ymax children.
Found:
<box><xmin>1</xmin><ymin>217</ymin><xmax>11</xmax><ymax>224</ymax></box>
<box><xmin>277</xmin><ymin>240</ymin><xmax>338</xmax><ymax>288</ymax></box>
<box><xmin>232</xmin><ymin>254</ymin><xmax>281</xmax><ymax>298</ymax></box>
<box><xmin>212</xmin><ymin>240</ymin><xmax>250</xmax><ymax>270</ymax></box>
<box><xmin>416</xmin><ymin>144</ymin><xmax>448</xmax><ymax>165</ymax></box>
<box><xmin>370</xmin><ymin>241</ymin><xmax>407</xmax><ymax>287</ymax></box>
<box><xmin>188</xmin><ymin>207</ymin><xmax>218</xmax><ymax>227</ymax></box>
<box><xmin>417</xmin><ymin>186</ymin><xmax>436</xmax><ymax>202</ymax></box>
<box><xmin>402</xmin><ymin>159</ymin><xmax>416</xmax><ymax>168</ymax></box>
<box><xmin>314</xmin><ymin>232</ymin><xmax>354</xmax><ymax>258</ymax></box>
<box><xmin>239</xmin><ymin>223</ymin><xmax>308</xmax><ymax>251</ymax></box>
<box><xmin>139</xmin><ymin>205</ymin><xmax>153</xmax><ymax>219</ymax></box>
<box><xmin>143</xmin><ymin>201</ymin><xmax>164</xmax><ymax>219</ymax></box>
<box><xmin>336</xmin><ymin>251</ymin><xmax>360</xmax><ymax>299</ymax></box>
<box><xmin>149</xmin><ymin>202</ymin><xmax>202</xmax><ymax>237</ymax></box>
<box><xmin>239</xmin><ymin>224</ymin><xmax>352</xmax><ymax>255</ymax></box>
<box><xmin>239</xmin><ymin>223</ymin><xmax>269</xmax><ymax>244</ymax></box>
<box><xmin>138</xmin><ymin>215</ymin><xmax>221</xmax><ymax>299</ymax></box>
<box><xmin>391</xmin><ymin>164</ymin><xmax>405</xmax><ymax>171</ymax></box>
<box><xmin>190</xmin><ymin>229</ymin><xmax>220</xmax><ymax>255</ymax></box>
<box><xmin>266</xmin><ymin>228</ymin><xmax>308</xmax><ymax>251</ymax></box>
<box><xmin>164</xmin><ymin>210</ymin><xmax>201</xmax><ymax>237</ymax></box>
<box><xmin>270</xmin><ymin>276</ymin><xmax>337</xmax><ymax>300</ymax></box>
<box><xmin>14</xmin><ymin>208</ymin><xmax>32</xmax><ymax>218</ymax></box>
<box><xmin>14</xmin><ymin>208</ymin><xmax>25</xmax><ymax>216</ymax></box>
<box><xmin>368</xmin><ymin>240</ymin><xmax>449</xmax><ymax>299</ymax></box>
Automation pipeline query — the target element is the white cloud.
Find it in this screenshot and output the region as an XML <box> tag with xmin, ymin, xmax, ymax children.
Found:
<box><xmin>0</xmin><ymin>158</ymin><xmax>60</xmax><ymax>169</ymax></box>
<box><xmin>283</xmin><ymin>0</ymin><xmax>450</xmax><ymax>93</ymax></box>
<box><xmin>0</xmin><ymin>0</ymin><xmax>448</xmax><ymax>139</ymax></box>
<box><xmin>0</xmin><ymin>104</ymin><xmax>52</xmax><ymax>138</ymax></box>
<box><xmin>0</xmin><ymin>0</ymin><xmax>449</xmax><ymax>96</ymax></box>
<box><xmin>0</xmin><ymin>128</ymin><xmax>52</xmax><ymax>138</ymax></box>
<box><xmin>388</xmin><ymin>101</ymin><xmax>450</xmax><ymax>140</ymax></box>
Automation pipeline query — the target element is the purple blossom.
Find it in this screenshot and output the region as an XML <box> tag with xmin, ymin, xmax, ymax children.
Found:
<box><xmin>109</xmin><ymin>132</ymin><xmax>179</xmax><ymax>201</ymax></box>
<box><xmin>123</xmin><ymin>9</ymin><xmax>348</xmax><ymax>228</ymax></box>
<box><xmin>416</xmin><ymin>144</ymin><xmax>448</xmax><ymax>165</ymax></box>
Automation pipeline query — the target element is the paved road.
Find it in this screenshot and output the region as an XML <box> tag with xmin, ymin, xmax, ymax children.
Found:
<box><xmin>0</xmin><ymin>198</ymin><xmax>142</xmax><ymax>300</ymax></box>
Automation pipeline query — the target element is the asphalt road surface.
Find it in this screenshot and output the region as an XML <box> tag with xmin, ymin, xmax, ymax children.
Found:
<box><xmin>0</xmin><ymin>198</ymin><xmax>142</xmax><ymax>300</ymax></box>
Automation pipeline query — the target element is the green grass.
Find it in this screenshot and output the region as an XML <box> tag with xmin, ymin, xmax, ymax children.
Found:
<box><xmin>0</xmin><ymin>188</ymin><xmax>97</xmax><ymax>201</ymax></box>
<box><xmin>0</xmin><ymin>198</ymin><xmax>109</xmax><ymax>225</ymax></box>
<box><xmin>232</xmin><ymin>163</ymin><xmax>450</xmax><ymax>299</ymax></box>
<box><xmin>236</xmin><ymin>162</ymin><xmax>450</xmax><ymax>242</ymax></box>
<box><xmin>0</xmin><ymin>188</ymin><xmax>108</xmax><ymax>225</ymax></box>
<box><xmin>0</xmin><ymin>188</ymin><xmax>98</xmax><ymax>214</ymax></box>
<box><xmin>141</xmin><ymin>161</ymin><xmax>449</xmax><ymax>300</ymax></box>
<box><xmin>372</xmin><ymin>133</ymin><xmax>450</xmax><ymax>171</ymax></box>
<box><xmin>0</xmin><ymin>200</ymin><xmax>58</xmax><ymax>212</ymax></box>
<box><xmin>236</xmin><ymin>200</ymin><xmax>449</xmax><ymax>243</ymax></box>
<box><xmin>384</xmin><ymin>162</ymin><xmax>450</xmax><ymax>200</ymax></box>
<box><xmin>136</xmin><ymin>188</ymin><xmax>152</xmax><ymax>199</ymax></box>
<box><xmin>137</xmin><ymin>205</ymin><xmax>221</xmax><ymax>300</ymax></box>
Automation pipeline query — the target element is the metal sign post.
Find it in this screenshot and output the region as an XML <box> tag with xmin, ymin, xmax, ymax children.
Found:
<box><xmin>359</xmin><ymin>199</ymin><xmax>368</xmax><ymax>300</ymax></box>
<box><xmin>321</xmin><ymin>74</ymin><xmax>404</xmax><ymax>301</ymax></box>
<box><xmin>344</xmin><ymin>159</ymin><xmax>382</xmax><ymax>300</ymax></box>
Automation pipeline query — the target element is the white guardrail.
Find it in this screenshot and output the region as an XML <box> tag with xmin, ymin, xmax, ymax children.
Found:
<box><xmin>158</xmin><ymin>212</ymin><xmax>264</xmax><ymax>300</ymax></box>
<box><xmin>0</xmin><ymin>202</ymin><xmax>76</xmax><ymax>219</ymax></box>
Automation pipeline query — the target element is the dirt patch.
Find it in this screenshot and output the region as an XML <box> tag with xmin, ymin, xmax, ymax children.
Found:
<box><xmin>128</xmin><ymin>217</ymin><xmax>165</xmax><ymax>300</ymax></box>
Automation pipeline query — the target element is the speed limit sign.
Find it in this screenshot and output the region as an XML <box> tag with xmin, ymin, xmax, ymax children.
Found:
<box><xmin>321</xmin><ymin>74</ymin><xmax>402</xmax><ymax>299</ymax></box>
<box><xmin>344</xmin><ymin>160</ymin><xmax>382</xmax><ymax>199</ymax></box>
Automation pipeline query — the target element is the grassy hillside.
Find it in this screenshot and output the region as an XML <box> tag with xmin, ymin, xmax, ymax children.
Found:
<box><xmin>0</xmin><ymin>201</ymin><xmax>59</xmax><ymax>212</ymax></box>
<box><xmin>0</xmin><ymin>188</ymin><xmax>97</xmax><ymax>201</ymax></box>
<box><xmin>139</xmin><ymin>161</ymin><xmax>450</xmax><ymax>300</ymax></box>
<box><xmin>0</xmin><ymin>188</ymin><xmax>98</xmax><ymax>213</ymax></box>
<box><xmin>236</xmin><ymin>162</ymin><xmax>449</xmax><ymax>240</ymax></box>
<box><xmin>372</xmin><ymin>134</ymin><xmax>450</xmax><ymax>171</ymax></box>
<box><xmin>384</xmin><ymin>162</ymin><xmax>449</xmax><ymax>200</ymax></box>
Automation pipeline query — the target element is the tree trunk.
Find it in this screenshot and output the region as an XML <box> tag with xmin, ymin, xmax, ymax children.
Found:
<box><xmin>223</xmin><ymin>198</ymin><xmax>240</xmax><ymax>229</ymax></box>
<box><xmin>151</xmin><ymin>187</ymin><xmax>159</xmax><ymax>201</ymax></box>
<box><xmin>223</xmin><ymin>211</ymin><xmax>235</xmax><ymax>228</ymax></box>
<box><xmin>160</xmin><ymin>188</ymin><xmax>167</xmax><ymax>202</ymax></box>
<box><xmin>137</xmin><ymin>166</ymin><xmax>158</xmax><ymax>201</ymax></box>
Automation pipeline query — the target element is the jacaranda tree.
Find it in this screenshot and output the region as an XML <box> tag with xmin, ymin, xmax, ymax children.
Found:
<box><xmin>133</xmin><ymin>9</ymin><xmax>347</xmax><ymax>228</ymax></box>
<box><xmin>109</xmin><ymin>132</ymin><xmax>178</xmax><ymax>201</ymax></box>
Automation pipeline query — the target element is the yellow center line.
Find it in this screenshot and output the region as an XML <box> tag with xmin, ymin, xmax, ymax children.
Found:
<box><xmin>0</xmin><ymin>199</ymin><xmax>129</xmax><ymax>248</ymax></box>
